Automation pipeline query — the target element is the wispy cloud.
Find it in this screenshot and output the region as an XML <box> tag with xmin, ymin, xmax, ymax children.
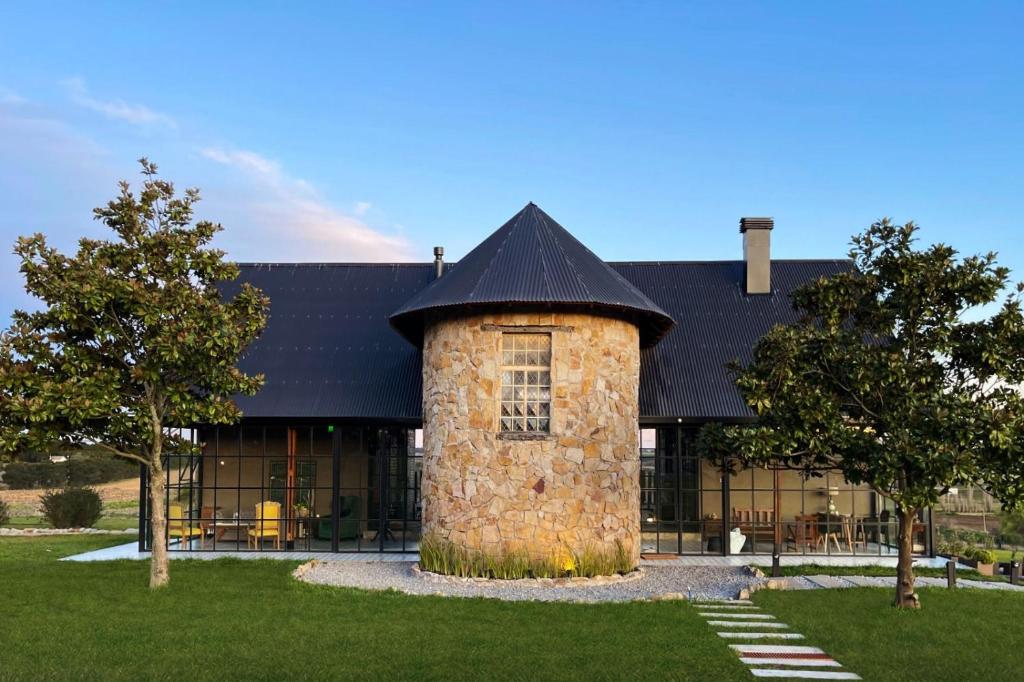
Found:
<box><xmin>200</xmin><ymin>146</ymin><xmax>415</xmax><ymax>261</ymax></box>
<box><xmin>60</xmin><ymin>77</ymin><xmax>176</xmax><ymax>129</ymax></box>
<box><xmin>0</xmin><ymin>86</ymin><xmax>26</xmax><ymax>105</ymax></box>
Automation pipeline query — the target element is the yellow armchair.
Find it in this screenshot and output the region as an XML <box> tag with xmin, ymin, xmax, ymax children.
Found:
<box><xmin>248</xmin><ymin>501</ymin><xmax>282</xmax><ymax>549</ymax></box>
<box><xmin>168</xmin><ymin>503</ymin><xmax>204</xmax><ymax>550</ymax></box>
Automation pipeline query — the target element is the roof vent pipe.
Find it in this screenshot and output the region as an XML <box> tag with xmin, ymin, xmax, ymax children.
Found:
<box><xmin>433</xmin><ymin>246</ymin><xmax>445</xmax><ymax>279</ymax></box>
<box><xmin>740</xmin><ymin>217</ymin><xmax>773</xmax><ymax>295</ymax></box>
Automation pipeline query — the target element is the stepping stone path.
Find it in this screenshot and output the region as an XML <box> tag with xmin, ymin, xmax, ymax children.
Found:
<box><xmin>692</xmin><ymin>599</ymin><xmax>861</xmax><ymax>680</ymax></box>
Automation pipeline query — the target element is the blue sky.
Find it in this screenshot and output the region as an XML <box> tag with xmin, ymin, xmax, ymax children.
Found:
<box><xmin>1</xmin><ymin>2</ymin><xmax>1022</xmax><ymax>323</ymax></box>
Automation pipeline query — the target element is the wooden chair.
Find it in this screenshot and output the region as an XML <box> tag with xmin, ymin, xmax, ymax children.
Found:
<box><xmin>248</xmin><ymin>501</ymin><xmax>282</xmax><ymax>549</ymax></box>
<box><xmin>731</xmin><ymin>508</ymin><xmax>776</xmax><ymax>544</ymax></box>
<box><xmin>197</xmin><ymin>506</ymin><xmax>217</xmax><ymax>548</ymax></box>
<box><xmin>167</xmin><ymin>503</ymin><xmax>203</xmax><ymax>551</ymax></box>
<box><xmin>788</xmin><ymin>514</ymin><xmax>819</xmax><ymax>550</ymax></box>
<box><xmin>815</xmin><ymin>513</ymin><xmax>846</xmax><ymax>552</ymax></box>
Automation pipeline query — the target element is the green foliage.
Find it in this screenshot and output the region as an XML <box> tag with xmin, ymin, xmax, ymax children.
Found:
<box><xmin>998</xmin><ymin>509</ymin><xmax>1024</xmax><ymax>546</ymax></box>
<box><xmin>40</xmin><ymin>487</ymin><xmax>103</xmax><ymax>528</ymax></box>
<box><xmin>0</xmin><ymin>498</ymin><xmax>9</xmax><ymax>526</ymax></box>
<box><xmin>418</xmin><ymin>535</ymin><xmax>634</xmax><ymax>579</ymax></box>
<box><xmin>0</xmin><ymin>159</ymin><xmax>268</xmax><ymax>463</ymax></box>
<box><xmin>2</xmin><ymin>454</ymin><xmax>137</xmax><ymax>489</ymax></box>
<box><xmin>699</xmin><ymin>220</ymin><xmax>1024</xmax><ymax>605</ymax></box>
<box><xmin>966</xmin><ymin>547</ymin><xmax>997</xmax><ymax>564</ymax></box>
<box><xmin>937</xmin><ymin>525</ymin><xmax>994</xmax><ymax>551</ymax></box>
<box><xmin>700</xmin><ymin>219</ymin><xmax>1024</xmax><ymax>512</ymax></box>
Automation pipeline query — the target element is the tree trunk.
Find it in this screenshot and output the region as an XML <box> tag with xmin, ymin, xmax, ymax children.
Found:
<box><xmin>148</xmin><ymin>459</ymin><xmax>169</xmax><ymax>588</ymax></box>
<box><xmin>894</xmin><ymin>506</ymin><xmax>920</xmax><ymax>609</ymax></box>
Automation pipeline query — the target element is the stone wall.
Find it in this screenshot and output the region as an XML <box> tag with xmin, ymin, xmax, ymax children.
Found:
<box><xmin>421</xmin><ymin>311</ymin><xmax>641</xmax><ymax>567</ymax></box>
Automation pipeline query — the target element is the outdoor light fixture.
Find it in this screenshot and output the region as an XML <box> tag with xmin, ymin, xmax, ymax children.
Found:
<box><xmin>219</xmin><ymin>460</ymin><xmax>225</xmax><ymax>466</ymax></box>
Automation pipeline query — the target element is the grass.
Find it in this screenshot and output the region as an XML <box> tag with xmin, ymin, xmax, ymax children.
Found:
<box><xmin>0</xmin><ymin>533</ymin><xmax>139</xmax><ymax>561</ymax></box>
<box><xmin>991</xmin><ymin>548</ymin><xmax>1022</xmax><ymax>562</ymax></box>
<box><xmin>755</xmin><ymin>587</ymin><xmax>1024</xmax><ymax>679</ymax></box>
<box><xmin>418</xmin><ymin>534</ymin><xmax>633</xmax><ymax>579</ymax></box>
<box><xmin>773</xmin><ymin>563</ymin><xmax>1008</xmax><ymax>582</ymax></box>
<box><xmin>0</xmin><ymin>535</ymin><xmax>748</xmax><ymax>681</ymax></box>
<box><xmin>3</xmin><ymin>534</ymin><xmax>1023</xmax><ymax>680</ymax></box>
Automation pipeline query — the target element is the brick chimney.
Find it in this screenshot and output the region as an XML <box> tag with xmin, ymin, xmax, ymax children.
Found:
<box><xmin>740</xmin><ymin>217</ymin><xmax>773</xmax><ymax>295</ymax></box>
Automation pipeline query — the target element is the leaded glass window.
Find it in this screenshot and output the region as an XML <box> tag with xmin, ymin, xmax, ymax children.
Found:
<box><xmin>499</xmin><ymin>333</ymin><xmax>551</xmax><ymax>433</ymax></box>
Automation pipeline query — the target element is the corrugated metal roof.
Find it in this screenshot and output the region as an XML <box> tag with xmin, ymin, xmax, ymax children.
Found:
<box><xmin>221</xmin><ymin>263</ymin><xmax>435</xmax><ymax>420</ymax></box>
<box><xmin>224</xmin><ymin>257</ymin><xmax>850</xmax><ymax>421</ymax></box>
<box><xmin>389</xmin><ymin>203</ymin><xmax>674</xmax><ymax>347</ymax></box>
<box><xmin>610</xmin><ymin>259</ymin><xmax>853</xmax><ymax>419</ymax></box>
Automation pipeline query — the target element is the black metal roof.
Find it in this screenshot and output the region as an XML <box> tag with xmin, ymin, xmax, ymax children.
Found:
<box><xmin>222</xmin><ymin>263</ymin><xmax>436</xmax><ymax>421</ymax></box>
<box><xmin>389</xmin><ymin>203</ymin><xmax>674</xmax><ymax>348</ymax></box>
<box><xmin>611</xmin><ymin>259</ymin><xmax>853</xmax><ymax>420</ymax></box>
<box><xmin>225</xmin><ymin>257</ymin><xmax>850</xmax><ymax>421</ymax></box>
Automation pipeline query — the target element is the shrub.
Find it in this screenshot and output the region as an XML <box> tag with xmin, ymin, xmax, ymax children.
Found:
<box><xmin>1</xmin><ymin>461</ymin><xmax>67</xmax><ymax>489</ymax></box>
<box><xmin>0</xmin><ymin>498</ymin><xmax>9</xmax><ymax>526</ymax></box>
<box><xmin>418</xmin><ymin>535</ymin><xmax>635</xmax><ymax>579</ymax></box>
<box><xmin>1</xmin><ymin>455</ymin><xmax>137</xmax><ymax>490</ymax></box>
<box><xmin>40</xmin><ymin>487</ymin><xmax>103</xmax><ymax>528</ymax></box>
<box><xmin>966</xmin><ymin>547</ymin><xmax>997</xmax><ymax>564</ymax></box>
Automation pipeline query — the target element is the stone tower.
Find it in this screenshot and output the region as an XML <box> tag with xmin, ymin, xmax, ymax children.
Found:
<box><xmin>390</xmin><ymin>204</ymin><xmax>673</xmax><ymax>566</ymax></box>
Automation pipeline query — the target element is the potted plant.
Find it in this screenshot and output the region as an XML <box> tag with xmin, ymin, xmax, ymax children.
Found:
<box><xmin>961</xmin><ymin>547</ymin><xmax>997</xmax><ymax>576</ymax></box>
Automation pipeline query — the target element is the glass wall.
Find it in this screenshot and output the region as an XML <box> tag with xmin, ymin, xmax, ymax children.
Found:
<box><xmin>147</xmin><ymin>423</ymin><xmax>421</xmax><ymax>553</ymax></box>
<box><xmin>640</xmin><ymin>425</ymin><xmax>931</xmax><ymax>556</ymax></box>
<box><xmin>640</xmin><ymin>428</ymin><xmax>725</xmax><ymax>555</ymax></box>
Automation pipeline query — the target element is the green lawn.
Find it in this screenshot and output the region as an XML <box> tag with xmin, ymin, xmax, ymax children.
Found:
<box><xmin>775</xmin><ymin>562</ymin><xmax>1008</xmax><ymax>582</ymax></box>
<box><xmin>0</xmin><ymin>535</ymin><xmax>748</xmax><ymax>681</ymax></box>
<box><xmin>2</xmin><ymin>535</ymin><xmax>1022</xmax><ymax>681</ymax></box>
<box><xmin>991</xmin><ymin>547</ymin><xmax>1022</xmax><ymax>562</ymax></box>
<box><xmin>755</xmin><ymin>587</ymin><xmax>1024</xmax><ymax>680</ymax></box>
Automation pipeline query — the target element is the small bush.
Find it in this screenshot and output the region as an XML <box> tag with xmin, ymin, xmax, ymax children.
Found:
<box><xmin>1</xmin><ymin>455</ymin><xmax>137</xmax><ymax>490</ymax></box>
<box><xmin>966</xmin><ymin>547</ymin><xmax>997</xmax><ymax>564</ymax></box>
<box><xmin>40</xmin><ymin>487</ymin><xmax>103</xmax><ymax>528</ymax></box>
<box><xmin>418</xmin><ymin>535</ymin><xmax>635</xmax><ymax>579</ymax></box>
<box><xmin>0</xmin><ymin>498</ymin><xmax>10</xmax><ymax>526</ymax></box>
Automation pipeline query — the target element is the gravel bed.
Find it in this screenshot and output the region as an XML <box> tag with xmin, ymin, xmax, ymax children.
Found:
<box><xmin>296</xmin><ymin>561</ymin><xmax>764</xmax><ymax>602</ymax></box>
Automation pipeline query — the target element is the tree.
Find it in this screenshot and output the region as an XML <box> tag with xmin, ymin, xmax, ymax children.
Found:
<box><xmin>0</xmin><ymin>160</ymin><xmax>268</xmax><ymax>587</ymax></box>
<box><xmin>699</xmin><ymin>219</ymin><xmax>1024</xmax><ymax>608</ymax></box>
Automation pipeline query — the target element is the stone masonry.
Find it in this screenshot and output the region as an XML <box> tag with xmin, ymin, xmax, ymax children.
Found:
<box><xmin>421</xmin><ymin>311</ymin><xmax>641</xmax><ymax>567</ymax></box>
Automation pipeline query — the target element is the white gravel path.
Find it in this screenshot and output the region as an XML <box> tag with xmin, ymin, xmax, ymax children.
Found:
<box><xmin>296</xmin><ymin>561</ymin><xmax>765</xmax><ymax>602</ymax></box>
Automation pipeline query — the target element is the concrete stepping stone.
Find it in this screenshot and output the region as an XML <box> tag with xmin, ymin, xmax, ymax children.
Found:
<box><xmin>740</xmin><ymin>657</ymin><xmax>841</xmax><ymax>667</ymax></box>
<box><xmin>718</xmin><ymin>632</ymin><xmax>805</xmax><ymax>640</ymax></box>
<box><xmin>695</xmin><ymin>604</ymin><xmax>761</xmax><ymax>610</ymax></box>
<box><xmin>842</xmin><ymin>575</ymin><xmax>889</xmax><ymax>588</ymax></box>
<box><xmin>698</xmin><ymin>612</ymin><xmax>775</xmax><ymax>619</ymax></box>
<box><xmin>707</xmin><ymin>620</ymin><xmax>790</xmax><ymax>628</ymax></box>
<box><xmin>805</xmin><ymin>575</ymin><xmax>853</xmax><ymax>589</ymax></box>
<box><xmin>750</xmin><ymin>670</ymin><xmax>860</xmax><ymax>679</ymax></box>
<box><xmin>730</xmin><ymin>645</ymin><xmax>824</xmax><ymax>654</ymax></box>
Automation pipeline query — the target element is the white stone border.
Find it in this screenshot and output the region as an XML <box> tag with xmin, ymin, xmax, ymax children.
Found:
<box><xmin>0</xmin><ymin>527</ymin><xmax>136</xmax><ymax>537</ymax></box>
<box><xmin>410</xmin><ymin>563</ymin><xmax>645</xmax><ymax>587</ymax></box>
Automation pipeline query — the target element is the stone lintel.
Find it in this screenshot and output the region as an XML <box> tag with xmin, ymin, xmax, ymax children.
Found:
<box><xmin>480</xmin><ymin>324</ymin><xmax>574</xmax><ymax>333</ymax></box>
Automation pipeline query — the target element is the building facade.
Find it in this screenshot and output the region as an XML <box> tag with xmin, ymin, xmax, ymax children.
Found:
<box><xmin>142</xmin><ymin>204</ymin><xmax>933</xmax><ymax>560</ymax></box>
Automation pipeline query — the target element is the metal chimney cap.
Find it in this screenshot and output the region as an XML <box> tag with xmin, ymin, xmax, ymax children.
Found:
<box><xmin>433</xmin><ymin>246</ymin><xmax>444</xmax><ymax>257</ymax></box>
<box><xmin>739</xmin><ymin>217</ymin><xmax>774</xmax><ymax>233</ymax></box>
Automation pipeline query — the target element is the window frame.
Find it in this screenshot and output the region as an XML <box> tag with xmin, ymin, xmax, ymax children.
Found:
<box><xmin>498</xmin><ymin>332</ymin><xmax>552</xmax><ymax>434</ymax></box>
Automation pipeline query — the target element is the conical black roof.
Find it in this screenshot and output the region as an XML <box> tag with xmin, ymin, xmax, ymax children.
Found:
<box><xmin>390</xmin><ymin>203</ymin><xmax>674</xmax><ymax>347</ymax></box>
